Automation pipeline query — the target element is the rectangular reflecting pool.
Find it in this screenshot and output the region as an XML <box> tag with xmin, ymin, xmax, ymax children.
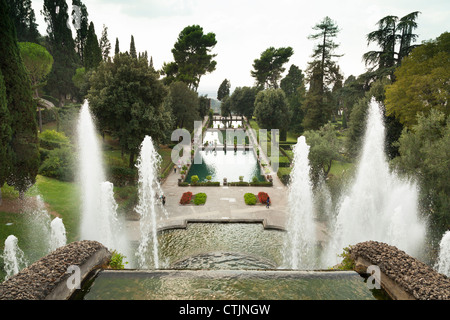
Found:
<box><xmin>75</xmin><ymin>269</ymin><xmax>386</xmax><ymax>300</ymax></box>
<box><xmin>185</xmin><ymin>150</ymin><xmax>265</xmax><ymax>183</ymax></box>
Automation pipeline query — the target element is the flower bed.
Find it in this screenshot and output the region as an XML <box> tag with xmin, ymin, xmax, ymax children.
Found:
<box><xmin>180</xmin><ymin>191</ymin><xmax>193</xmax><ymax>204</ymax></box>
<box><xmin>258</xmin><ymin>192</ymin><xmax>270</xmax><ymax>204</ymax></box>
<box><xmin>179</xmin><ymin>191</ymin><xmax>207</xmax><ymax>205</ymax></box>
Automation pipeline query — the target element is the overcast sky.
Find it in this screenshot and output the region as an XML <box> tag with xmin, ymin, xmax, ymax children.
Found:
<box><xmin>32</xmin><ymin>0</ymin><xmax>449</xmax><ymax>98</ymax></box>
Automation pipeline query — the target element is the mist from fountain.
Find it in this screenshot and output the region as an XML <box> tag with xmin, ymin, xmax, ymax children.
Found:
<box><xmin>49</xmin><ymin>217</ymin><xmax>67</xmax><ymax>252</ymax></box>
<box><xmin>135</xmin><ymin>135</ymin><xmax>164</xmax><ymax>269</ymax></box>
<box><xmin>283</xmin><ymin>136</ymin><xmax>317</xmax><ymax>269</ymax></box>
<box><xmin>323</xmin><ymin>98</ymin><xmax>427</xmax><ymax>267</ymax></box>
<box><xmin>2</xmin><ymin>235</ymin><xmax>27</xmax><ymax>280</ymax></box>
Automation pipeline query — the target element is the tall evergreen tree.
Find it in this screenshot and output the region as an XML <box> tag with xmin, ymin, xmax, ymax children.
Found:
<box><xmin>114</xmin><ymin>37</ymin><xmax>120</xmax><ymax>55</ymax></box>
<box><xmin>217</xmin><ymin>79</ymin><xmax>230</xmax><ymax>101</ymax></box>
<box><xmin>251</xmin><ymin>47</ymin><xmax>294</xmax><ymax>89</ymax></box>
<box><xmin>280</xmin><ymin>65</ymin><xmax>306</xmax><ymax>133</ymax></box>
<box><xmin>6</xmin><ymin>0</ymin><xmax>40</xmax><ymax>43</ymax></box>
<box><xmin>72</xmin><ymin>0</ymin><xmax>89</xmax><ymax>64</ymax></box>
<box><xmin>129</xmin><ymin>35</ymin><xmax>137</xmax><ymax>59</ymax></box>
<box><xmin>0</xmin><ymin>70</ymin><xmax>12</xmax><ymax>204</ymax></box>
<box><xmin>42</xmin><ymin>0</ymin><xmax>79</xmax><ymax>105</ymax></box>
<box><xmin>84</xmin><ymin>21</ymin><xmax>102</xmax><ymax>70</ymax></box>
<box><xmin>99</xmin><ymin>24</ymin><xmax>111</xmax><ymax>61</ymax></box>
<box><xmin>0</xmin><ymin>0</ymin><xmax>39</xmax><ymax>196</ymax></box>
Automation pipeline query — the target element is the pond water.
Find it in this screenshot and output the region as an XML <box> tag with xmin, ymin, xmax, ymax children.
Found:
<box><xmin>185</xmin><ymin>150</ymin><xmax>265</xmax><ymax>183</ymax></box>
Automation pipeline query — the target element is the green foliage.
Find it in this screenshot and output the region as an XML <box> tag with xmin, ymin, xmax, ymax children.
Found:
<box><xmin>254</xmin><ymin>89</ymin><xmax>291</xmax><ymax>135</ymax></box>
<box><xmin>162</xmin><ymin>25</ymin><xmax>217</xmax><ymax>91</ymax></box>
<box><xmin>84</xmin><ymin>22</ymin><xmax>103</xmax><ymax>70</ymax></box>
<box><xmin>0</xmin><ymin>70</ymin><xmax>11</xmax><ymax>186</ymax></box>
<box><xmin>251</xmin><ymin>46</ymin><xmax>294</xmax><ymax>89</ymax></box>
<box><xmin>88</xmin><ymin>53</ymin><xmax>171</xmax><ymax>167</ymax></box>
<box><xmin>304</xmin><ymin>122</ymin><xmax>342</xmax><ymax>183</ymax></box>
<box><xmin>107</xmin><ymin>166</ymin><xmax>137</xmax><ymax>187</ymax></box>
<box><xmin>244</xmin><ymin>193</ymin><xmax>257</xmax><ymax>205</ymax></box>
<box><xmin>336</xmin><ymin>246</ymin><xmax>355</xmax><ymax>270</ymax></box>
<box><xmin>385</xmin><ymin>32</ymin><xmax>450</xmax><ymax>129</ymax></box>
<box><xmin>190</xmin><ymin>175</ymin><xmax>199</xmax><ymax>184</ymax></box>
<box><xmin>109</xmin><ymin>250</ymin><xmax>128</xmax><ymax>269</ymax></box>
<box><xmin>206</xmin><ymin>175</ymin><xmax>212</xmax><ymax>181</ymax></box>
<box><xmin>38</xmin><ymin>147</ymin><xmax>75</xmax><ymax>182</ymax></box>
<box><xmin>277</xmin><ymin>167</ymin><xmax>291</xmax><ymax>185</ymax></box>
<box><xmin>280</xmin><ymin>65</ymin><xmax>306</xmax><ymax>133</ymax></box>
<box><xmin>0</xmin><ymin>0</ymin><xmax>39</xmax><ymax>194</ymax></box>
<box><xmin>393</xmin><ymin>109</ymin><xmax>450</xmax><ymax>230</ymax></box>
<box><xmin>217</xmin><ymin>79</ymin><xmax>230</xmax><ymax>101</ymax></box>
<box><xmin>6</xmin><ymin>0</ymin><xmax>40</xmax><ymax>43</ymax></box>
<box><xmin>193</xmin><ymin>192</ymin><xmax>207</xmax><ymax>205</ymax></box>
<box><xmin>164</xmin><ymin>81</ymin><xmax>199</xmax><ymax>131</ymax></box>
<box><xmin>228</xmin><ymin>86</ymin><xmax>257</xmax><ymax>119</ymax></box>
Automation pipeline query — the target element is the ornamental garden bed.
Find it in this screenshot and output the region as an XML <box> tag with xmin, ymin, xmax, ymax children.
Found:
<box><xmin>244</xmin><ymin>192</ymin><xmax>271</xmax><ymax>206</ymax></box>
<box><xmin>179</xmin><ymin>191</ymin><xmax>207</xmax><ymax>205</ymax></box>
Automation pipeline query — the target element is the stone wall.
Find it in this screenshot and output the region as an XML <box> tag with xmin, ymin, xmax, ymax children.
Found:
<box><xmin>350</xmin><ymin>241</ymin><xmax>450</xmax><ymax>300</ymax></box>
<box><xmin>0</xmin><ymin>240</ymin><xmax>111</xmax><ymax>300</ymax></box>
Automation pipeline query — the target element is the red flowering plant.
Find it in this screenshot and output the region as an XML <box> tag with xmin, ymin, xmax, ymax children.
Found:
<box><xmin>257</xmin><ymin>192</ymin><xmax>269</xmax><ymax>204</ymax></box>
<box><xmin>180</xmin><ymin>191</ymin><xmax>193</xmax><ymax>205</ymax></box>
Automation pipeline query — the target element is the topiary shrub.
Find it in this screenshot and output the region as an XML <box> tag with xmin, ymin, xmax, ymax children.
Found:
<box><xmin>191</xmin><ymin>175</ymin><xmax>199</xmax><ymax>184</ymax></box>
<box><xmin>244</xmin><ymin>193</ymin><xmax>257</xmax><ymax>205</ymax></box>
<box><xmin>193</xmin><ymin>192</ymin><xmax>207</xmax><ymax>205</ymax></box>
<box><xmin>257</xmin><ymin>192</ymin><xmax>269</xmax><ymax>204</ymax></box>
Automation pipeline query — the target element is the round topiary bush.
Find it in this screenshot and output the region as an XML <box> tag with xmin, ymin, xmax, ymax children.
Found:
<box><xmin>244</xmin><ymin>193</ymin><xmax>257</xmax><ymax>205</ymax></box>
<box><xmin>191</xmin><ymin>175</ymin><xmax>199</xmax><ymax>184</ymax></box>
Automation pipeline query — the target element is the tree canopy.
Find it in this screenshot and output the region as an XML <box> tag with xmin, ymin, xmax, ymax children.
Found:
<box><xmin>217</xmin><ymin>78</ymin><xmax>230</xmax><ymax>101</ymax></box>
<box><xmin>254</xmin><ymin>89</ymin><xmax>291</xmax><ymax>138</ymax></box>
<box><xmin>385</xmin><ymin>32</ymin><xmax>450</xmax><ymax>128</ymax></box>
<box><xmin>162</xmin><ymin>25</ymin><xmax>217</xmax><ymax>91</ymax></box>
<box><xmin>251</xmin><ymin>47</ymin><xmax>294</xmax><ymax>89</ymax></box>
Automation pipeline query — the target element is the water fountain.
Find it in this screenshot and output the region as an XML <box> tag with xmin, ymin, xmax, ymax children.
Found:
<box><xmin>436</xmin><ymin>231</ymin><xmax>450</xmax><ymax>277</ymax></box>
<box><xmin>49</xmin><ymin>217</ymin><xmax>67</xmax><ymax>252</ymax></box>
<box><xmin>77</xmin><ymin>101</ymin><xmax>129</xmax><ymax>257</ymax></box>
<box><xmin>2</xmin><ymin>235</ymin><xmax>27</xmax><ymax>280</ymax></box>
<box><xmin>283</xmin><ymin>136</ymin><xmax>317</xmax><ymax>269</ymax></box>
<box><xmin>323</xmin><ymin>98</ymin><xmax>427</xmax><ymax>267</ymax></box>
<box><xmin>135</xmin><ymin>135</ymin><xmax>164</xmax><ymax>269</ymax></box>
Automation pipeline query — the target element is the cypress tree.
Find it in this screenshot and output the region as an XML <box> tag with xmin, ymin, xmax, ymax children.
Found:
<box><xmin>114</xmin><ymin>37</ymin><xmax>120</xmax><ymax>55</ymax></box>
<box><xmin>130</xmin><ymin>35</ymin><xmax>137</xmax><ymax>58</ymax></box>
<box><xmin>84</xmin><ymin>21</ymin><xmax>102</xmax><ymax>70</ymax></box>
<box><xmin>42</xmin><ymin>0</ymin><xmax>79</xmax><ymax>106</ymax></box>
<box><xmin>0</xmin><ymin>0</ymin><xmax>39</xmax><ymax>196</ymax></box>
<box><xmin>0</xmin><ymin>69</ymin><xmax>12</xmax><ymax>204</ymax></box>
<box><xmin>6</xmin><ymin>0</ymin><xmax>40</xmax><ymax>43</ymax></box>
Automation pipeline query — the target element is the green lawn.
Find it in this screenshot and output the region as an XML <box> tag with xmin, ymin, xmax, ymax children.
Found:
<box><xmin>329</xmin><ymin>160</ymin><xmax>354</xmax><ymax>178</ymax></box>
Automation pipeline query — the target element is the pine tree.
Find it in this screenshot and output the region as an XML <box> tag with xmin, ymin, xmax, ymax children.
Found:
<box><xmin>42</xmin><ymin>0</ymin><xmax>79</xmax><ymax>105</ymax></box>
<box><xmin>129</xmin><ymin>35</ymin><xmax>137</xmax><ymax>58</ymax></box>
<box><xmin>0</xmin><ymin>0</ymin><xmax>39</xmax><ymax>196</ymax></box>
<box><xmin>84</xmin><ymin>21</ymin><xmax>102</xmax><ymax>70</ymax></box>
<box><xmin>6</xmin><ymin>0</ymin><xmax>40</xmax><ymax>43</ymax></box>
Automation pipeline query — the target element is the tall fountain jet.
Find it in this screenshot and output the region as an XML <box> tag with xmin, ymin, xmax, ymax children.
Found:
<box><xmin>323</xmin><ymin>98</ymin><xmax>426</xmax><ymax>267</ymax></box>
<box><xmin>283</xmin><ymin>136</ymin><xmax>317</xmax><ymax>269</ymax></box>
<box><xmin>2</xmin><ymin>235</ymin><xmax>27</xmax><ymax>280</ymax></box>
<box><xmin>135</xmin><ymin>135</ymin><xmax>164</xmax><ymax>269</ymax></box>
<box><xmin>436</xmin><ymin>231</ymin><xmax>450</xmax><ymax>277</ymax></box>
<box><xmin>77</xmin><ymin>101</ymin><xmax>128</xmax><ymax>256</ymax></box>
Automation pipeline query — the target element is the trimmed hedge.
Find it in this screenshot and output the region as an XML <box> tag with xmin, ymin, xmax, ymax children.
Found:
<box><xmin>244</xmin><ymin>193</ymin><xmax>257</xmax><ymax>205</ymax></box>
<box><xmin>277</xmin><ymin>167</ymin><xmax>291</xmax><ymax>185</ymax></box>
<box><xmin>193</xmin><ymin>192</ymin><xmax>207</xmax><ymax>205</ymax></box>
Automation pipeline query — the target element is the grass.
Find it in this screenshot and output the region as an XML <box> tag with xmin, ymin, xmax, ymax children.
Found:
<box><xmin>328</xmin><ymin>160</ymin><xmax>354</xmax><ymax>179</ymax></box>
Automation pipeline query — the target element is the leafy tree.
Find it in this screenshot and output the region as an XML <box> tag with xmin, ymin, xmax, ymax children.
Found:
<box><xmin>0</xmin><ymin>0</ymin><xmax>39</xmax><ymax>196</ymax></box>
<box><xmin>129</xmin><ymin>35</ymin><xmax>137</xmax><ymax>59</ymax></box>
<box><xmin>229</xmin><ymin>86</ymin><xmax>257</xmax><ymax>119</ymax></box>
<box><xmin>99</xmin><ymin>24</ymin><xmax>111</xmax><ymax>61</ymax></box>
<box><xmin>84</xmin><ymin>21</ymin><xmax>102</xmax><ymax>70</ymax></box>
<box><xmin>254</xmin><ymin>89</ymin><xmax>291</xmax><ymax>140</ymax></box>
<box><xmin>88</xmin><ymin>53</ymin><xmax>171</xmax><ymax>167</ymax></box>
<box><xmin>303</xmin><ymin>122</ymin><xmax>342</xmax><ymax>183</ymax></box>
<box><xmin>42</xmin><ymin>0</ymin><xmax>79</xmax><ymax>106</ymax></box>
<box><xmin>18</xmin><ymin>42</ymin><xmax>54</xmax><ymax>132</ymax></box>
<box><xmin>162</xmin><ymin>25</ymin><xmax>217</xmax><ymax>91</ymax></box>
<box><xmin>280</xmin><ymin>65</ymin><xmax>306</xmax><ymax>133</ymax></box>
<box><xmin>385</xmin><ymin>32</ymin><xmax>450</xmax><ymax>129</ymax></box>
<box><xmin>198</xmin><ymin>94</ymin><xmax>210</xmax><ymax>118</ymax></box>
<box><xmin>164</xmin><ymin>81</ymin><xmax>199</xmax><ymax>132</ymax></box>
<box><xmin>363</xmin><ymin>11</ymin><xmax>420</xmax><ymax>78</ymax></box>
<box><xmin>6</xmin><ymin>0</ymin><xmax>40</xmax><ymax>43</ymax></box>
<box><xmin>393</xmin><ymin>109</ymin><xmax>450</xmax><ymax>230</ymax></box>
<box><xmin>217</xmin><ymin>78</ymin><xmax>230</xmax><ymax>101</ymax></box>
<box><xmin>251</xmin><ymin>46</ymin><xmax>294</xmax><ymax>89</ymax></box>
<box><xmin>220</xmin><ymin>95</ymin><xmax>232</xmax><ymax>119</ymax></box>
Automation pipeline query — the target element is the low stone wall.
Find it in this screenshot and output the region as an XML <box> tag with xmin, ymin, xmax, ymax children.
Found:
<box><xmin>0</xmin><ymin>240</ymin><xmax>111</xmax><ymax>300</ymax></box>
<box><xmin>350</xmin><ymin>241</ymin><xmax>450</xmax><ymax>300</ymax></box>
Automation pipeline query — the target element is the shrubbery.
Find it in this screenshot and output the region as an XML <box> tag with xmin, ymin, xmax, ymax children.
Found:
<box><xmin>38</xmin><ymin>147</ymin><xmax>75</xmax><ymax>181</ymax></box>
<box><xmin>258</xmin><ymin>192</ymin><xmax>269</xmax><ymax>204</ymax></box>
<box><xmin>244</xmin><ymin>193</ymin><xmax>257</xmax><ymax>205</ymax></box>
<box><xmin>180</xmin><ymin>191</ymin><xmax>193</xmax><ymax>204</ymax></box>
<box><xmin>193</xmin><ymin>192</ymin><xmax>207</xmax><ymax>205</ymax></box>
